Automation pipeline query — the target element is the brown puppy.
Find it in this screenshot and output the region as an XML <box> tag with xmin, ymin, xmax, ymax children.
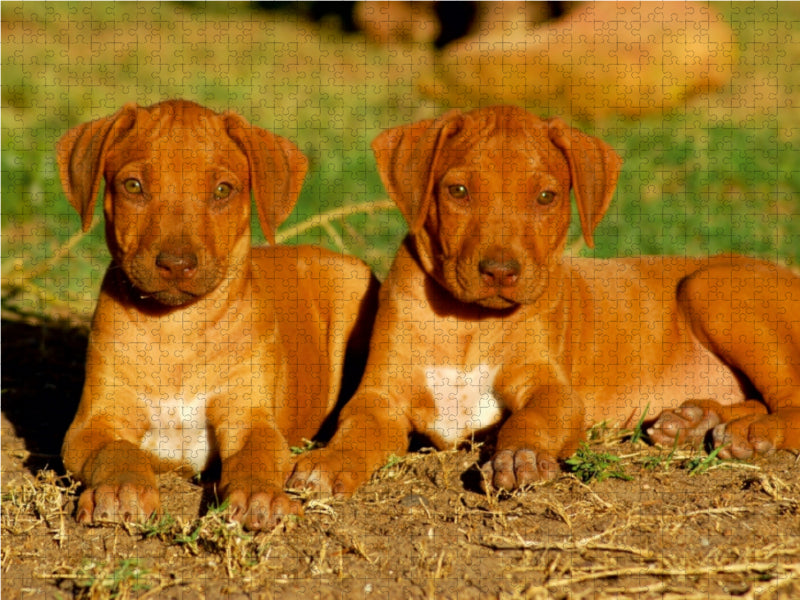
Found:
<box><xmin>58</xmin><ymin>100</ymin><xmax>377</xmax><ymax>529</ymax></box>
<box><xmin>288</xmin><ymin>105</ymin><xmax>800</xmax><ymax>495</ymax></box>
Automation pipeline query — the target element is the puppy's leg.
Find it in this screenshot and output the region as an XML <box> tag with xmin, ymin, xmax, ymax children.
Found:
<box><xmin>63</xmin><ymin>424</ymin><xmax>159</xmax><ymax>525</ymax></box>
<box><xmin>674</xmin><ymin>262</ymin><xmax>800</xmax><ymax>458</ymax></box>
<box><xmin>482</xmin><ymin>387</ymin><xmax>585</xmax><ymax>490</ymax></box>
<box><xmin>217</xmin><ymin>421</ymin><xmax>302</xmax><ymax>530</ymax></box>
<box><xmin>287</xmin><ymin>390</ymin><xmax>411</xmax><ymax>497</ymax></box>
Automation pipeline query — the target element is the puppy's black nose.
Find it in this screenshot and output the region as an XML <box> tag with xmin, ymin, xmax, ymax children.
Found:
<box><xmin>156</xmin><ymin>251</ymin><xmax>198</xmax><ymax>279</ymax></box>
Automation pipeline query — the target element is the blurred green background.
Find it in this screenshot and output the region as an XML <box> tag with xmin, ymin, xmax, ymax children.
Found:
<box><xmin>2</xmin><ymin>2</ymin><xmax>798</xmax><ymax>322</ymax></box>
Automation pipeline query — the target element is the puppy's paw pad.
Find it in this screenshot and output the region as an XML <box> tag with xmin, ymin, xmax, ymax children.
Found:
<box><xmin>481</xmin><ymin>448</ymin><xmax>558</xmax><ymax>492</ymax></box>
<box><xmin>712</xmin><ymin>415</ymin><xmax>781</xmax><ymax>460</ymax></box>
<box><xmin>225</xmin><ymin>487</ymin><xmax>302</xmax><ymax>531</ymax></box>
<box><xmin>649</xmin><ymin>404</ymin><xmax>721</xmax><ymax>446</ymax></box>
<box><xmin>76</xmin><ymin>483</ymin><xmax>160</xmax><ymax>526</ymax></box>
<box><xmin>286</xmin><ymin>453</ymin><xmax>363</xmax><ymax>498</ymax></box>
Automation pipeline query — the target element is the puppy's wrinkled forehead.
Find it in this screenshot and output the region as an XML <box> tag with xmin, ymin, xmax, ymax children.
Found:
<box><xmin>438</xmin><ymin>109</ymin><xmax>566</xmax><ymax>177</ymax></box>
<box><xmin>108</xmin><ymin>102</ymin><xmax>243</xmax><ymax>169</ymax></box>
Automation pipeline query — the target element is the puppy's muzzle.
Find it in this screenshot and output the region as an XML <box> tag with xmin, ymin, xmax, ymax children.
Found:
<box><xmin>125</xmin><ymin>241</ymin><xmax>218</xmax><ymax>306</ymax></box>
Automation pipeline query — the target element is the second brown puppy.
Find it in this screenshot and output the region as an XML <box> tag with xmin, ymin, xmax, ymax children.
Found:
<box><xmin>288</xmin><ymin>105</ymin><xmax>800</xmax><ymax>496</ymax></box>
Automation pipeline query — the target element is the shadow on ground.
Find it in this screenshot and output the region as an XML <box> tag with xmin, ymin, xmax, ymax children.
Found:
<box><xmin>1</xmin><ymin>315</ymin><xmax>87</xmax><ymax>473</ymax></box>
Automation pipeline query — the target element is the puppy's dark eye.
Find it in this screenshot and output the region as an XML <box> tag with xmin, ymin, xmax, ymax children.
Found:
<box><xmin>448</xmin><ymin>184</ymin><xmax>469</xmax><ymax>200</ymax></box>
<box><xmin>123</xmin><ymin>179</ymin><xmax>143</xmax><ymax>194</ymax></box>
<box><xmin>537</xmin><ymin>191</ymin><xmax>556</xmax><ymax>205</ymax></box>
<box><xmin>213</xmin><ymin>182</ymin><xmax>233</xmax><ymax>200</ymax></box>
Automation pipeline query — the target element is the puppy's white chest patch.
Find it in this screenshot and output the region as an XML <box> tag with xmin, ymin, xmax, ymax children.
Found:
<box><xmin>425</xmin><ymin>365</ymin><xmax>502</xmax><ymax>445</ymax></box>
<box><xmin>139</xmin><ymin>393</ymin><xmax>213</xmax><ymax>472</ymax></box>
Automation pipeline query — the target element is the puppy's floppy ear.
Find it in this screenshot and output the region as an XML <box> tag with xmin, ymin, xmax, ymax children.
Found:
<box><xmin>548</xmin><ymin>118</ymin><xmax>622</xmax><ymax>248</ymax></box>
<box><xmin>371</xmin><ymin>109</ymin><xmax>464</xmax><ymax>234</ymax></box>
<box><xmin>56</xmin><ymin>103</ymin><xmax>139</xmax><ymax>232</ymax></box>
<box><xmin>224</xmin><ymin>112</ymin><xmax>308</xmax><ymax>244</ymax></box>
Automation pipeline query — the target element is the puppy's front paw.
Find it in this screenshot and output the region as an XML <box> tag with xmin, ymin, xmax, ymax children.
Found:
<box><xmin>224</xmin><ymin>486</ymin><xmax>302</xmax><ymax>531</ymax></box>
<box><xmin>648</xmin><ymin>402</ymin><xmax>722</xmax><ymax>447</ymax></box>
<box><xmin>286</xmin><ymin>450</ymin><xmax>368</xmax><ymax>498</ymax></box>
<box><xmin>76</xmin><ymin>480</ymin><xmax>160</xmax><ymax>525</ymax></box>
<box><xmin>481</xmin><ymin>448</ymin><xmax>560</xmax><ymax>492</ymax></box>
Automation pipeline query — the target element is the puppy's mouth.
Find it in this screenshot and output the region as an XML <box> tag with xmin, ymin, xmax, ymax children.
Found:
<box><xmin>448</xmin><ymin>269</ymin><xmax>548</xmax><ymax>309</ymax></box>
<box><xmin>123</xmin><ymin>261</ymin><xmax>224</xmax><ymax>307</ymax></box>
<box><xmin>140</xmin><ymin>287</ymin><xmax>203</xmax><ymax>307</ymax></box>
<box><xmin>474</xmin><ymin>293</ymin><xmax>520</xmax><ymax>310</ymax></box>
<box><xmin>447</xmin><ymin>273</ymin><xmax>524</xmax><ymax>309</ymax></box>
<box><xmin>444</xmin><ymin>260</ymin><xmax>529</xmax><ymax>309</ymax></box>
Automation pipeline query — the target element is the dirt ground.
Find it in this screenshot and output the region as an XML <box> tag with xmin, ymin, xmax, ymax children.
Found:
<box><xmin>1</xmin><ymin>315</ymin><xmax>799</xmax><ymax>599</ymax></box>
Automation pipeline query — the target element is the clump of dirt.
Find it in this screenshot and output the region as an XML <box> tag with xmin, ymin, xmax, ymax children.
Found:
<box><xmin>2</xmin><ymin>317</ymin><xmax>799</xmax><ymax>599</ymax></box>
